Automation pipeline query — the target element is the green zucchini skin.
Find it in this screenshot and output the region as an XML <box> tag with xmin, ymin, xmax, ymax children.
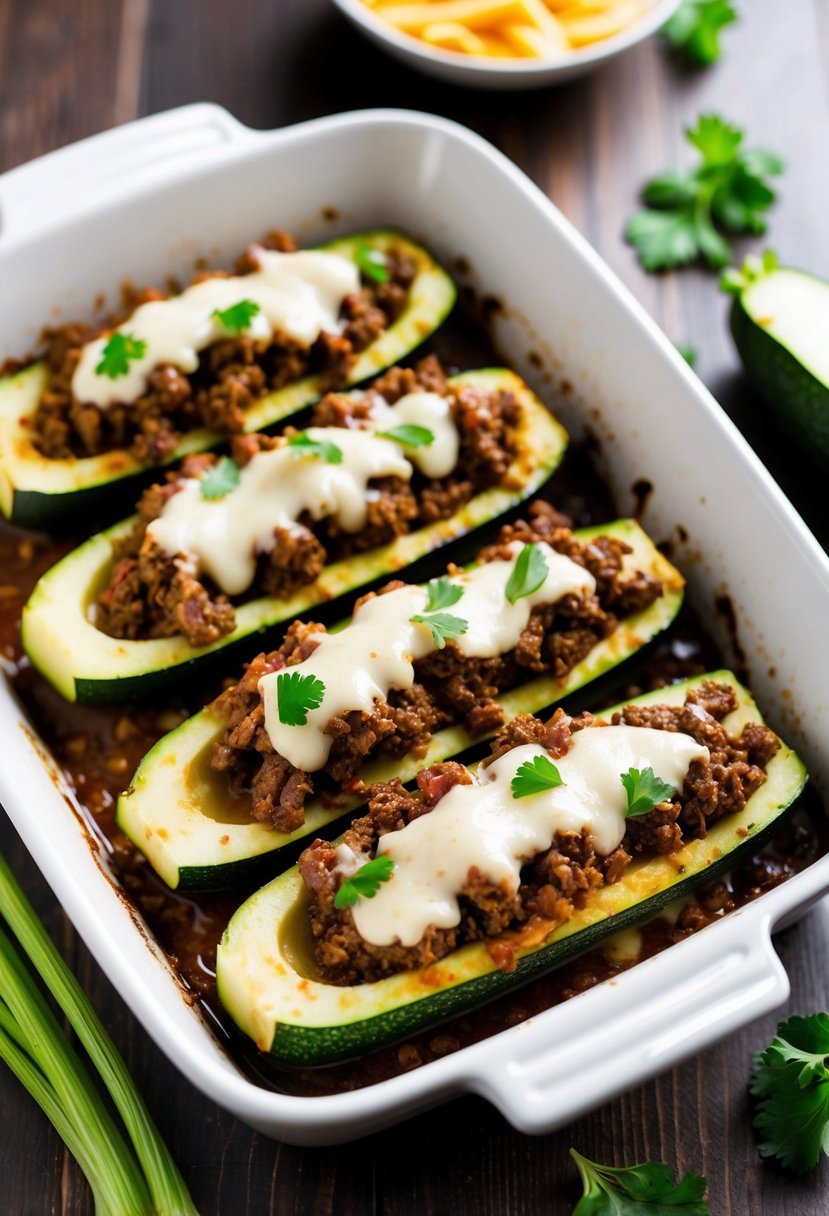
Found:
<box><xmin>0</xmin><ymin>231</ymin><xmax>456</xmax><ymax>529</ymax></box>
<box><xmin>215</xmin><ymin>671</ymin><xmax>807</xmax><ymax>1065</ymax></box>
<box><xmin>116</xmin><ymin>518</ymin><xmax>684</xmax><ymax>891</ymax></box>
<box><xmin>729</xmin><ymin>262</ymin><xmax>829</xmax><ymax>465</ymax></box>
<box><xmin>22</xmin><ymin>369</ymin><xmax>568</xmax><ymax>705</ymax></box>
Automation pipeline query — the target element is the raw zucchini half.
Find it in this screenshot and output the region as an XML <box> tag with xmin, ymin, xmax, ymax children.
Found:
<box><xmin>117</xmin><ymin>520</ymin><xmax>684</xmax><ymax>890</ymax></box>
<box><xmin>215</xmin><ymin>671</ymin><xmax>807</xmax><ymax>1064</ymax></box>
<box><xmin>0</xmin><ymin>231</ymin><xmax>456</xmax><ymax>528</ymax></box>
<box><xmin>728</xmin><ymin>256</ymin><xmax>829</xmax><ymax>465</ymax></box>
<box><xmin>21</xmin><ymin>369</ymin><xmax>567</xmax><ymax>705</ymax></box>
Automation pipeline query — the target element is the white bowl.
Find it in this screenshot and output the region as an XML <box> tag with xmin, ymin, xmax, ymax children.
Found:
<box><xmin>331</xmin><ymin>0</ymin><xmax>682</xmax><ymax>88</ymax></box>
<box><xmin>1</xmin><ymin>104</ymin><xmax>829</xmax><ymax>1146</ymax></box>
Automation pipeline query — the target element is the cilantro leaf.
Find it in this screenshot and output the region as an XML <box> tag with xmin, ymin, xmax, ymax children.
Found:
<box><xmin>376</xmin><ymin>424</ymin><xmax>435</xmax><ymax>448</ymax></box>
<box><xmin>355</xmin><ymin>241</ymin><xmax>390</xmax><ymax>284</ymax></box>
<box><xmin>275</xmin><ymin>671</ymin><xmax>326</xmax><ymax>727</ymax></box>
<box><xmin>751</xmin><ymin>1014</ymin><xmax>829</xmax><ymax>1173</ymax></box>
<box><xmin>200</xmin><ymin>456</ymin><xmax>241</xmax><ymax>501</ymax></box>
<box><xmin>423</xmin><ymin>577</ymin><xmax>463</xmax><ymax>613</ymax></box>
<box><xmin>621</xmin><ymin>767</ymin><xmax>676</xmax><ymax>818</ymax></box>
<box><xmin>505</xmin><ymin>543</ymin><xmax>549</xmax><ymax>605</ymax></box>
<box><xmin>663</xmin><ymin>0</ymin><xmax>737</xmax><ymax>67</ymax></box>
<box><xmin>626</xmin><ymin>113</ymin><xmax>782</xmax><ymax>272</ymax></box>
<box><xmin>334</xmin><ymin>855</ymin><xmax>395</xmax><ymax>908</ymax></box>
<box><xmin>410</xmin><ymin>611</ymin><xmax>468</xmax><ymax>649</ymax></box>
<box><xmin>212</xmin><ymin>298</ymin><xmax>261</xmax><ymax>336</ymax></box>
<box><xmin>95</xmin><ymin>332</ymin><xmax>147</xmax><ymax>379</ymax></box>
<box><xmin>510</xmin><ymin>755</ymin><xmax>564</xmax><ymax>800</ymax></box>
<box><xmin>571</xmin><ymin>1149</ymin><xmax>709</xmax><ymax>1214</ymax></box>
<box><xmin>287</xmin><ymin>433</ymin><xmax>344</xmax><ymax>464</ymax></box>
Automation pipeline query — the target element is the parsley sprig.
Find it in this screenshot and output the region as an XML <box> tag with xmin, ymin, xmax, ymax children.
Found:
<box><xmin>626</xmin><ymin>114</ymin><xmax>783</xmax><ymax>271</ymax></box>
<box><xmin>505</xmin><ymin>543</ymin><xmax>549</xmax><ymax>605</ymax></box>
<box><xmin>200</xmin><ymin>456</ymin><xmax>241</xmax><ymax>501</ymax></box>
<box><xmin>422</xmin><ymin>577</ymin><xmax>464</xmax><ymax>613</ymax></box>
<box><xmin>287</xmin><ymin>433</ymin><xmax>344</xmax><ymax>464</ymax></box>
<box><xmin>95</xmin><ymin>332</ymin><xmax>147</xmax><ymax>379</ymax></box>
<box><xmin>212</xmin><ymin>299</ymin><xmax>261</xmax><ymax>335</ymax></box>
<box><xmin>355</xmin><ymin>241</ymin><xmax>390</xmax><ymax>284</ymax></box>
<box><xmin>621</xmin><ymin>767</ymin><xmax>676</xmax><ymax>818</ymax></box>
<box><xmin>376</xmin><ymin>424</ymin><xmax>435</xmax><ymax>448</ymax></box>
<box><xmin>663</xmin><ymin>0</ymin><xmax>737</xmax><ymax>66</ymax></box>
<box><xmin>275</xmin><ymin>671</ymin><xmax>326</xmax><ymax>727</ymax></box>
<box><xmin>752</xmin><ymin>1013</ymin><xmax>829</xmax><ymax>1174</ymax></box>
<box><xmin>510</xmin><ymin>755</ymin><xmax>564</xmax><ymax>800</ymax></box>
<box><xmin>411</xmin><ymin>577</ymin><xmax>467</xmax><ymax>648</ymax></box>
<box><xmin>571</xmin><ymin>1149</ymin><xmax>709</xmax><ymax>1214</ymax></box>
<box><xmin>334</xmin><ymin>856</ymin><xmax>395</xmax><ymax>908</ymax></box>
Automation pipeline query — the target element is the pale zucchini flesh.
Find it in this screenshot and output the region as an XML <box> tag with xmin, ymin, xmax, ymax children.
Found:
<box><xmin>21</xmin><ymin>370</ymin><xmax>568</xmax><ymax>704</ymax></box>
<box><xmin>215</xmin><ymin>672</ymin><xmax>807</xmax><ymax>1064</ymax></box>
<box><xmin>116</xmin><ymin>518</ymin><xmax>684</xmax><ymax>890</ymax></box>
<box><xmin>0</xmin><ymin>231</ymin><xmax>456</xmax><ymax>527</ymax></box>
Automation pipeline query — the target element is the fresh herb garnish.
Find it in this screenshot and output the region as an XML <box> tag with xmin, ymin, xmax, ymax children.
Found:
<box><xmin>676</xmin><ymin>343</ymin><xmax>698</xmax><ymax>368</ymax></box>
<box><xmin>571</xmin><ymin>1149</ymin><xmax>709</xmax><ymax>1214</ymax></box>
<box><xmin>200</xmin><ymin>456</ymin><xmax>241</xmax><ymax>500</ymax></box>
<box><xmin>510</xmin><ymin>755</ymin><xmax>564</xmax><ymax>800</ymax></box>
<box><xmin>376</xmin><ymin>424</ymin><xmax>435</xmax><ymax>448</ymax></box>
<box><xmin>751</xmin><ymin>1013</ymin><xmax>829</xmax><ymax>1173</ymax></box>
<box><xmin>275</xmin><ymin>671</ymin><xmax>326</xmax><ymax>726</ymax></box>
<box><xmin>625</xmin><ymin>114</ymin><xmax>783</xmax><ymax>271</ymax></box>
<box><xmin>410</xmin><ymin>611</ymin><xmax>468</xmax><ymax>650</ymax></box>
<box><xmin>287</xmin><ymin>432</ymin><xmax>344</xmax><ymax>464</ymax></box>
<box><xmin>505</xmin><ymin>543</ymin><xmax>549</xmax><ymax>605</ymax></box>
<box><xmin>663</xmin><ymin>0</ymin><xmax>737</xmax><ymax>66</ymax></box>
<box><xmin>720</xmin><ymin>248</ymin><xmax>779</xmax><ymax>296</ymax></box>
<box><xmin>333</xmin><ymin>855</ymin><xmax>395</xmax><ymax>908</ymax></box>
<box><xmin>0</xmin><ymin>853</ymin><xmax>197</xmax><ymax>1214</ymax></box>
<box><xmin>211</xmin><ymin>298</ymin><xmax>261</xmax><ymax>335</ymax></box>
<box><xmin>355</xmin><ymin>241</ymin><xmax>390</xmax><ymax>284</ymax></box>
<box><xmin>95</xmin><ymin>332</ymin><xmax>147</xmax><ymax>379</ymax></box>
<box><xmin>423</xmin><ymin>576</ymin><xmax>464</xmax><ymax>613</ymax></box>
<box><xmin>621</xmin><ymin>767</ymin><xmax>676</xmax><ymax>818</ymax></box>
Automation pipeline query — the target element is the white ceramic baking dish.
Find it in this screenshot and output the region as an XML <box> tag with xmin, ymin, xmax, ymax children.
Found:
<box><xmin>1</xmin><ymin>104</ymin><xmax>829</xmax><ymax>1147</ymax></box>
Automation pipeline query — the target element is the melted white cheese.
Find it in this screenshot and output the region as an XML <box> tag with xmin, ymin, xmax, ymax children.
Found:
<box><xmin>369</xmin><ymin>391</ymin><xmax>459</xmax><ymax>478</ymax></box>
<box><xmin>259</xmin><ymin>542</ymin><xmax>596</xmax><ymax>770</ymax></box>
<box><xmin>72</xmin><ymin>248</ymin><xmax>360</xmax><ymax>408</ymax></box>
<box><xmin>349</xmin><ymin>728</ymin><xmax>709</xmax><ymax>948</ymax></box>
<box><xmin>145</xmin><ymin>429</ymin><xmax>411</xmax><ymax>597</ymax></box>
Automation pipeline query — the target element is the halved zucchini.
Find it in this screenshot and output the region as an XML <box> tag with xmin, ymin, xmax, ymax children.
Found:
<box><xmin>21</xmin><ymin>369</ymin><xmax>567</xmax><ymax>704</ymax></box>
<box><xmin>117</xmin><ymin>519</ymin><xmax>684</xmax><ymax>890</ymax></box>
<box><xmin>0</xmin><ymin>231</ymin><xmax>456</xmax><ymax>528</ymax></box>
<box><xmin>215</xmin><ymin>671</ymin><xmax>807</xmax><ymax>1064</ymax></box>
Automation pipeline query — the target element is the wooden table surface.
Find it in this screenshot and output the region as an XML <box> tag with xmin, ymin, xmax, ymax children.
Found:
<box><xmin>2</xmin><ymin>1</ymin><xmax>829</xmax><ymax>1212</ymax></box>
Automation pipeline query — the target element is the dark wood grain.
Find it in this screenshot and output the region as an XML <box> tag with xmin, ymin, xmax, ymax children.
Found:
<box><xmin>2</xmin><ymin>1</ymin><xmax>829</xmax><ymax>1212</ymax></box>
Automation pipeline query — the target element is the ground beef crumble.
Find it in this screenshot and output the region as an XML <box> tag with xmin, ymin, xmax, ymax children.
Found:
<box><xmin>206</xmin><ymin>499</ymin><xmax>664</xmax><ymax>831</ymax></box>
<box><xmin>94</xmin><ymin>355</ymin><xmax>522</xmax><ymax>647</ymax></box>
<box><xmin>298</xmin><ymin>681</ymin><xmax>781</xmax><ymax>985</ymax></box>
<box><xmin>32</xmin><ymin>229</ymin><xmax>417</xmax><ymax>463</ymax></box>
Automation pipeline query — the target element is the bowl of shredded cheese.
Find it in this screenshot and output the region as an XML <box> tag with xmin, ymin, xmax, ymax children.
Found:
<box><xmin>331</xmin><ymin>0</ymin><xmax>682</xmax><ymax>87</ymax></box>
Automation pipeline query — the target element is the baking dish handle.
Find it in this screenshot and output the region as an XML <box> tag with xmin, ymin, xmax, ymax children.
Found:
<box><xmin>0</xmin><ymin>103</ymin><xmax>259</xmax><ymax>246</ymax></box>
<box><xmin>470</xmin><ymin>913</ymin><xmax>789</xmax><ymax>1135</ymax></box>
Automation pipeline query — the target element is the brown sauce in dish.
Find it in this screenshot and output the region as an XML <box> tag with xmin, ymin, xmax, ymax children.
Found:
<box><xmin>1</xmin><ymin>312</ymin><xmax>826</xmax><ymax>1098</ymax></box>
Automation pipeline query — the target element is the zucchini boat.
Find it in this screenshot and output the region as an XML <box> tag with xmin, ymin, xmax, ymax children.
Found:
<box><xmin>0</xmin><ymin>230</ymin><xmax>456</xmax><ymax>528</ymax></box>
<box><xmin>216</xmin><ymin>672</ymin><xmax>807</xmax><ymax>1065</ymax></box>
<box><xmin>22</xmin><ymin>369</ymin><xmax>567</xmax><ymax>704</ymax></box>
<box><xmin>117</xmin><ymin>518</ymin><xmax>684</xmax><ymax>890</ymax></box>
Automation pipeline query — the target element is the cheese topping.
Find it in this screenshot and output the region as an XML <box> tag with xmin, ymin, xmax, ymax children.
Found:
<box><xmin>347</xmin><ymin>728</ymin><xmax>709</xmax><ymax>948</ymax></box>
<box><xmin>368</xmin><ymin>391</ymin><xmax>460</xmax><ymax>478</ymax></box>
<box><xmin>72</xmin><ymin>248</ymin><xmax>360</xmax><ymax>408</ymax></box>
<box><xmin>145</xmin><ymin>429</ymin><xmax>411</xmax><ymax>597</ymax></box>
<box><xmin>259</xmin><ymin>542</ymin><xmax>596</xmax><ymax>771</ymax></box>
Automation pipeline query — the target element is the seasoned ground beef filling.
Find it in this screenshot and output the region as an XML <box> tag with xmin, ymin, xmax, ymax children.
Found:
<box><xmin>298</xmin><ymin>682</ymin><xmax>781</xmax><ymax>985</ymax></box>
<box><xmin>94</xmin><ymin>356</ymin><xmax>521</xmax><ymax>648</ymax></box>
<box><xmin>32</xmin><ymin>230</ymin><xmax>417</xmax><ymax>463</ymax></box>
<box><xmin>207</xmin><ymin>500</ymin><xmax>664</xmax><ymax>832</ymax></box>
